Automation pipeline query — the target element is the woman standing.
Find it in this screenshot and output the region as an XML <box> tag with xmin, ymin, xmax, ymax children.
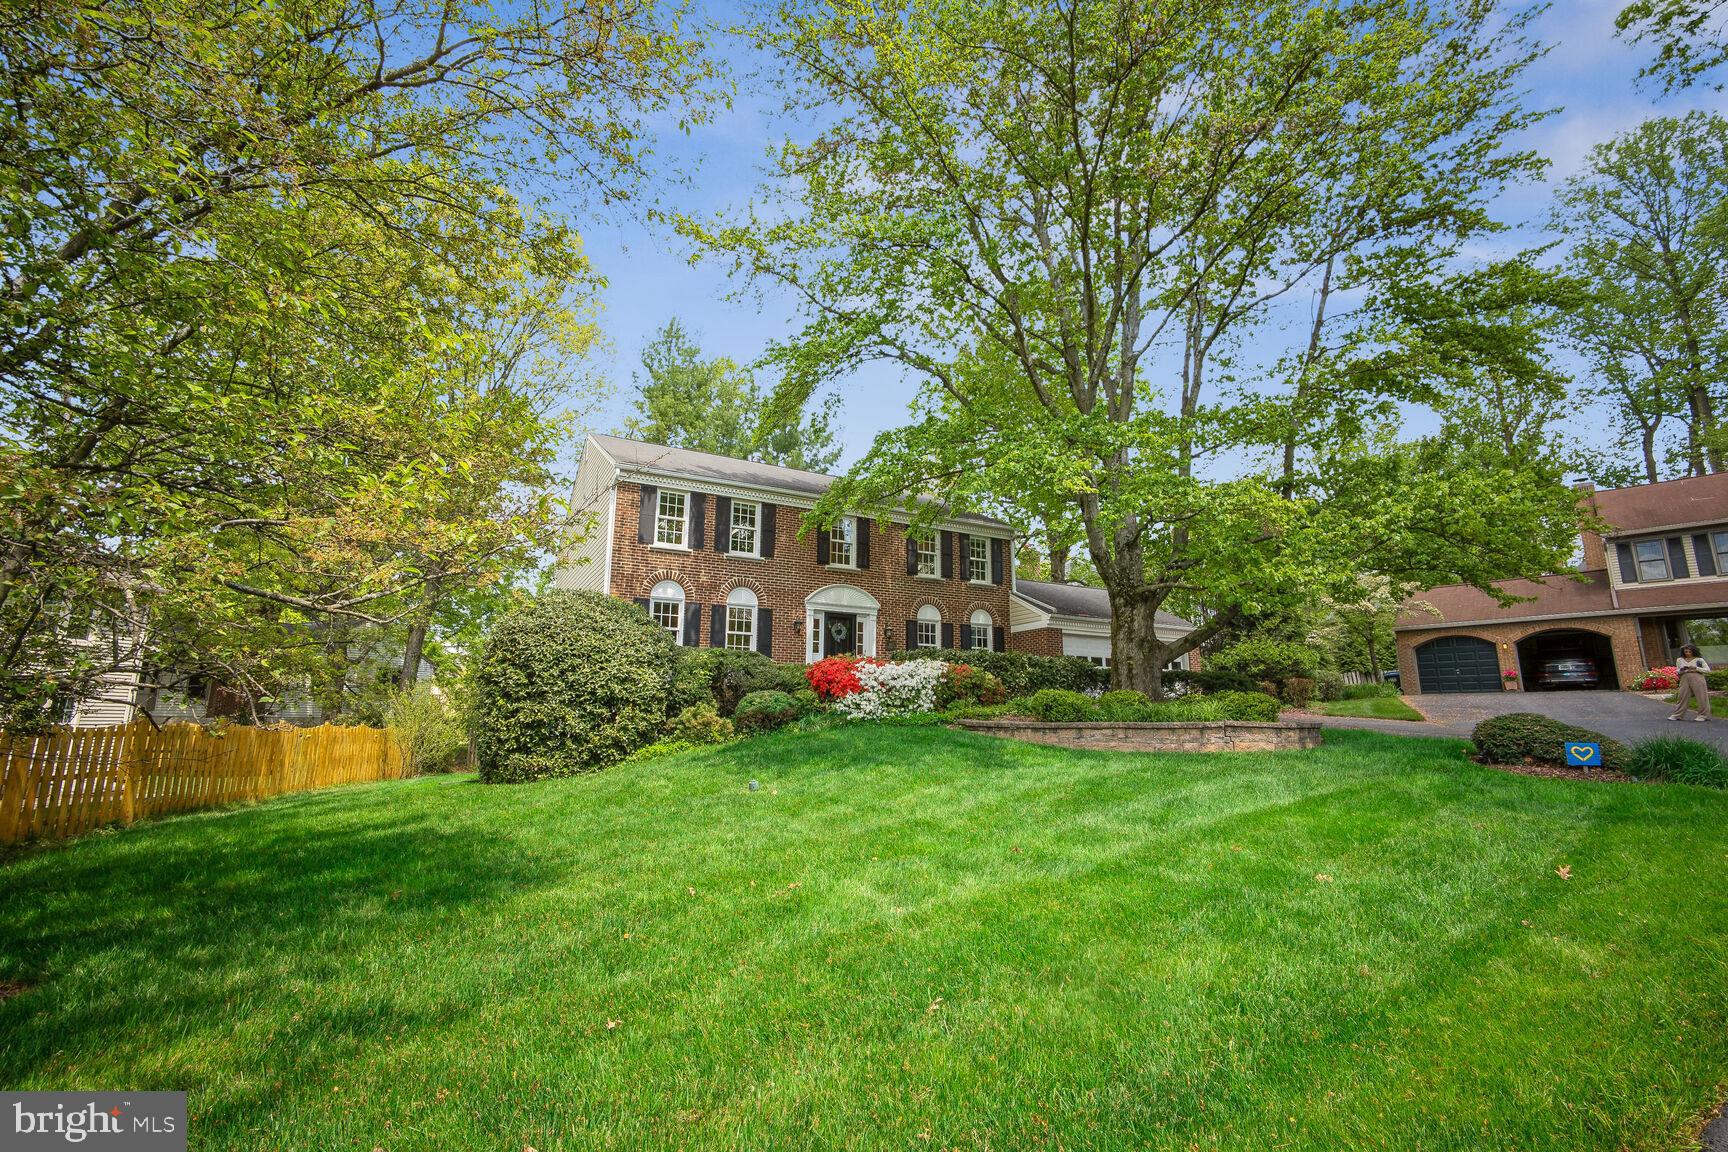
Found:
<box><xmin>1671</xmin><ymin>644</ymin><xmax>1712</xmax><ymax>722</ymax></box>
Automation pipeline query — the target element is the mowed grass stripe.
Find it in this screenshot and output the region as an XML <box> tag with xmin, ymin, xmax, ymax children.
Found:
<box><xmin>1</xmin><ymin>727</ymin><xmax>1724</xmax><ymax>1151</ymax></box>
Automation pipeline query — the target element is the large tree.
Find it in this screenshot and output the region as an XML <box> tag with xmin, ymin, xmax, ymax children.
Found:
<box><xmin>1557</xmin><ymin>113</ymin><xmax>1728</xmax><ymax>481</ymax></box>
<box><xmin>625</xmin><ymin>318</ymin><xmax>844</xmax><ymax>471</ymax></box>
<box><xmin>0</xmin><ymin>0</ymin><xmax>717</xmax><ymax>725</ymax></box>
<box><xmin>687</xmin><ymin>0</ymin><xmax>1581</xmax><ymax>694</ymax></box>
<box><xmin>1618</xmin><ymin>0</ymin><xmax>1728</xmax><ymax>91</ymax></box>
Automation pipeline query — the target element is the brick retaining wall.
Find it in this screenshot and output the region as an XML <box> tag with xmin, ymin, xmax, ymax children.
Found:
<box><xmin>955</xmin><ymin>718</ymin><xmax>1322</xmax><ymax>753</ymax></box>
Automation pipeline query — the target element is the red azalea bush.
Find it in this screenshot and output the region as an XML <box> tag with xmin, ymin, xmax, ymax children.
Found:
<box><xmin>807</xmin><ymin>656</ymin><xmax>867</xmax><ymax>701</ymax></box>
<box><xmin>1636</xmin><ymin>666</ymin><xmax>1679</xmax><ymax>691</ymax></box>
<box><xmin>936</xmin><ymin>663</ymin><xmax>1007</xmax><ymax>709</ymax></box>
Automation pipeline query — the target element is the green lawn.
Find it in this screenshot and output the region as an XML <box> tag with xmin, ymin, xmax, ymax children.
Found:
<box><xmin>1311</xmin><ymin>695</ymin><xmax>1427</xmax><ymax>722</ymax></box>
<box><xmin>2</xmin><ymin>726</ymin><xmax>1726</xmax><ymax>1151</ymax></box>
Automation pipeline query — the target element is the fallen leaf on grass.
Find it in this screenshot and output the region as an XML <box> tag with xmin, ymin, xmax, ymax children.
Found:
<box><xmin>606</xmin><ymin>1019</ymin><xmax>621</xmax><ymax>1030</ymax></box>
<box><xmin>927</xmin><ymin>997</ymin><xmax>944</xmax><ymax>1013</ymax></box>
<box><xmin>1315</xmin><ymin>873</ymin><xmax>1333</xmax><ymax>883</ymax></box>
<box><xmin>1555</xmin><ymin>865</ymin><xmax>1571</xmax><ymax>880</ymax></box>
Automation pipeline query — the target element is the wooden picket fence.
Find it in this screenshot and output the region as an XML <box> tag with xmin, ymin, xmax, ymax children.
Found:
<box><xmin>0</xmin><ymin>721</ymin><xmax>405</xmax><ymax>847</ymax></box>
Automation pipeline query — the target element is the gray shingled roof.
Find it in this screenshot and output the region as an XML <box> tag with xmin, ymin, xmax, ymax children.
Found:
<box><xmin>1013</xmin><ymin>578</ymin><xmax>1195</xmax><ymax>630</ymax></box>
<box><xmin>589</xmin><ymin>434</ymin><xmax>1012</xmax><ymax>528</ymax></box>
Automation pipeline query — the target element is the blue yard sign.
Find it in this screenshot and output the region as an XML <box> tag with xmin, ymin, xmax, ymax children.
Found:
<box><xmin>1565</xmin><ymin>742</ymin><xmax>1602</xmax><ymax>768</ymax></box>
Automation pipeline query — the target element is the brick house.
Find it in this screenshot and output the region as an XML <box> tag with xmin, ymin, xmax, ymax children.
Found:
<box><xmin>1009</xmin><ymin>578</ymin><xmax>1197</xmax><ymax>671</ymax></box>
<box><xmin>1394</xmin><ymin>473</ymin><xmax>1728</xmax><ymax>693</ymax></box>
<box><xmin>558</xmin><ymin>435</ymin><xmax>1021</xmax><ymax>662</ymax></box>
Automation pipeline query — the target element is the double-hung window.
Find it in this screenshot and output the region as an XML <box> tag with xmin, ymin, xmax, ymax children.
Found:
<box><xmin>1635</xmin><ymin>539</ymin><xmax>1670</xmax><ymax>582</ymax></box>
<box><xmin>730</xmin><ymin>500</ymin><xmax>760</xmax><ymax>555</ymax></box>
<box><xmin>1713</xmin><ymin>531</ymin><xmax>1728</xmax><ymax>575</ymax></box>
<box><xmin>916</xmin><ymin>604</ymin><xmax>941</xmax><ymax>649</ymax></box>
<box><xmin>655</xmin><ymin>490</ymin><xmax>688</xmax><ymax>547</ymax></box>
<box><xmin>969</xmin><ymin>609</ymin><xmax>993</xmax><ymax>651</ymax></box>
<box><xmin>967</xmin><ymin>536</ymin><xmax>990</xmax><ymax>583</ymax></box>
<box><xmin>725</xmin><ymin>587</ymin><xmax>757</xmax><ymax>651</ymax></box>
<box><xmin>914</xmin><ymin>533</ymin><xmax>938</xmax><ymax>576</ymax></box>
<box><xmin>648</xmin><ymin>580</ymin><xmax>684</xmax><ymax>643</ymax></box>
<box><xmin>829</xmin><ymin>517</ymin><xmax>856</xmax><ymax>567</ymax></box>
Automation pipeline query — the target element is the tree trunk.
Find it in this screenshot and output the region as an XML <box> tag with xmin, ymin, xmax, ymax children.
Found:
<box><xmin>398</xmin><ymin>618</ymin><xmax>428</xmax><ymax>690</ymax></box>
<box><xmin>1108</xmin><ymin>589</ymin><xmax>1170</xmax><ymax>697</ymax></box>
<box><xmin>1049</xmin><ymin>543</ymin><xmax>1069</xmax><ymax>583</ymax></box>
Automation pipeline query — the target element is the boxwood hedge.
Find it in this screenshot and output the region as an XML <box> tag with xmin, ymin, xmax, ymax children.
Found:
<box><xmin>471</xmin><ymin>590</ymin><xmax>678</xmax><ymax>782</ymax></box>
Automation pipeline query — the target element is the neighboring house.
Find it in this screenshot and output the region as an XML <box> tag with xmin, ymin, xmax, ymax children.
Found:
<box><xmin>1395</xmin><ymin>474</ymin><xmax>1728</xmax><ymax>693</ymax></box>
<box><xmin>1009</xmin><ymin>578</ymin><xmax>1197</xmax><ymax>670</ymax></box>
<box><xmin>558</xmin><ymin>435</ymin><xmax>1018</xmax><ymax>662</ymax></box>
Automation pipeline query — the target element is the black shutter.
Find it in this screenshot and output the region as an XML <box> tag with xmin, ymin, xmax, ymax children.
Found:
<box><xmin>992</xmin><ymin>625</ymin><xmax>1005</xmax><ymax>653</ymax></box>
<box><xmin>1695</xmin><ymin>534</ymin><xmax>1717</xmax><ymax>577</ymax></box>
<box><xmin>756</xmin><ymin>607</ymin><xmax>773</xmax><ymax>656</ymax></box>
<box><xmin>816</xmin><ymin>525</ymin><xmax>830</xmax><ymax>566</ymax></box>
<box><xmin>955</xmin><ymin>533</ymin><xmax>970</xmax><ymax>580</ymax></box>
<box><xmin>761</xmin><ymin>503</ymin><xmax>776</xmax><ymax>558</ymax></box>
<box><xmin>991</xmin><ymin>538</ymin><xmax>1004</xmax><ymax>585</ymax></box>
<box><xmin>713</xmin><ymin>496</ymin><xmax>731</xmax><ymax>553</ymax></box>
<box><xmin>941</xmin><ymin>532</ymin><xmax>954</xmax><ymax>578</ymax></box>
<box><xmin>858</xmin><ymin>518</ymin><xmax>872</xmax><ymax>569</ymax></box>
<box><xmin>689</xmin><ymin>493</ymin><xmax>707</xmax><ymax>550</ymax></box>
<box><xmin>941</xmin><ymin>622</ymin><xmax>955</xmax><ymax>649</ymax></box>
<box><xmin>632</xmin><ymin>597</ymin><xmax>649</xmax><ymax>612</ymax></box>
<box><xmin>1668</xmin><ymin>536</ymin><xmax>1690</xmax><ymax>579</ymax></box>
<box><xmin>682</xmin><ymin>607</ymin><xmax>700</xmax><ymax>647</ymax></box>
<box><xmin>1617</xmin><ymin>541</ymin><xmax>1638</xmax><ymax>583</ymax></box>
<box><xmin>711</xmin><ymin>604</ymin><xmax>726</xmax><ymax>648</ymax></box>
<box><xmin>906</xmin><ymin>619</ymin><xmax>917</xmax><ymax>649</ymax></box>
<box><xmin>906</xmin><ymin>536</ymin><xmax>918</xmax><ymax>576</ymax></box>
<box><xmin>957</xmin><ymin>622</ymin><xmax>971</xmax><ymax>650</ymax></box>
<box><xmin>637</xmin><ymin>486</ymin><xmax>657</xmax><ymax>544</ymax></box>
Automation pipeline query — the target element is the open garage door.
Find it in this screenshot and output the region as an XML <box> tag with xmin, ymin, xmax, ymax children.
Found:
<box><xmin>1415</xmin><ymin>635</ymin><xmax>1501</xmax><ymax>693</ymax></box>
<box><xmin>1516</xmin><ymin>629</ymin><xmax>1618</xmax><ymax>691</ymax></box>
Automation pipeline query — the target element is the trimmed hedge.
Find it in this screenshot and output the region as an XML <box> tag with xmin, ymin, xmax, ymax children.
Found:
<box><xmin>1164</xmin><ymin>668</ymin><xmax>1257</xmax><ymax>695</ymax></box>
<box><xmin>891</xmin><ymin>648</ymin><xmax>1107</xmax><ymax>695</ymax></box>
<box><xmin>1471</xmin><ymin>713</ymin><xmax>1629</xmax><ymax>773</ymax></box>
<box><xmin>734</xmin><ymin>690</ymin><xmax>804</xmax><ymax>733</ymax></box>
<box><xmin>670</xmin><ymin>648</ymin><xmax>808</xmax><ymax>716</ymax></box>
<box><xmin>1011</xmin><ymin>688</ymin><xmax>1281</xmax><ymax>724</ymax></box>
<box><xmin>471</xmin><ymin>590</ymin><xmax>678</xmax><ymax>782</ymax></box>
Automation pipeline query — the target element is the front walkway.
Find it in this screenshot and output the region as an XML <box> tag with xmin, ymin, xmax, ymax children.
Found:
<box><xmin>1310</xmin><ymin>690</ymin><xmax>1728</xmax><ymax>751</ymax></box>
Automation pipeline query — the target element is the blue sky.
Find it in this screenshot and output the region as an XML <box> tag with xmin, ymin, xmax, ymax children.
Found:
<box><xmin>569</xmin><ymin>0</ymin><xmax>1728</xmax><ymax>471</ymax></box>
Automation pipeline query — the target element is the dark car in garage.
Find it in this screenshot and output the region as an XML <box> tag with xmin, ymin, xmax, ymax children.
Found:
<box><xmin>1535</xmin><ymin>655</ymin><xmax>1600</xmax><ymax>690</ymax></box>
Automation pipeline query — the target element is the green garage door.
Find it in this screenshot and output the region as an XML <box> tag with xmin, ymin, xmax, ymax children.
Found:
<box><xmin>1415</xmin><ymin>635</ymin><xmax>1501</xmax><ymax>693</ymax></box>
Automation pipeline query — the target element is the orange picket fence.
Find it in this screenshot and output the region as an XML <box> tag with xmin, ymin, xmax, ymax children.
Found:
<box><xmin>0</xmin><ymin>721</ymin><xmax>406</xmax><ymax>846</ymax></box>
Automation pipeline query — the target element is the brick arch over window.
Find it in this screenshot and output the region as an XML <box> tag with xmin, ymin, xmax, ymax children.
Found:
<box><xmin>636</xmin><ymin>568</ymin><xmax>688</xmax><ymax>596</ymax></box>
<box><xmin>719</xmin><ymin>576</ymin><xmax>765</xmax><ymax>597</ymax></box>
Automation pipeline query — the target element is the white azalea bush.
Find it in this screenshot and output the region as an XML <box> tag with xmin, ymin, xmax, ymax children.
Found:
<box><xmin>834</xmin><ymin>658</ymin><xmax>948</xmax><ymax>720</ymax></box>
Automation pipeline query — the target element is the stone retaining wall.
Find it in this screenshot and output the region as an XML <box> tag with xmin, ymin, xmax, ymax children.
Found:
<box><xmin>954</xmin><ymin>718</ymin><xmax>1323</xmax><ymax>753</ymax></box>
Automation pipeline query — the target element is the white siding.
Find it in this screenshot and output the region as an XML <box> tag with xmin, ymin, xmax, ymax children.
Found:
<box><xmin>554</xmin><ymin>439</ymin><xmax>617</xmax><ymax>593</ymax></box>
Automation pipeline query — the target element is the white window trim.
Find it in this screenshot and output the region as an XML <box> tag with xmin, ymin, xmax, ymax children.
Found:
<box><xmin>649</xmin><ymin>581</ymin><xmax>685</xmax><ymax>644</ymax></box>
<box><xmin>828</xmin><ymin>517</ymin><xmax>857</xmax><ymax>569</ymax></box>
<box><xmin>728</xmin><ymin>499</ymin><xmax>761</xmax><ymax>558</ymax></box>
<box><xmin>654</xmin><ymin>489</ymin><xmax>689</xmax><ymax>549</ymax></box>
<box><xmin>914</xmin><ymin>533</ymin><xmax>939</xmax><ymax>578</ymax></box>
<box><xmin>967</xmin><ymin>536</ymin><xmax>991</xmax><ymax>584</ymax></box>
<box><xmin>725</xmin><ymin>604</ymin><xmax>756</xmax><ymax>651</ymax></box>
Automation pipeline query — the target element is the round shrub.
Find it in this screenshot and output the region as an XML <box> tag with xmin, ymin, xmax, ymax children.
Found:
<box><xmin>470</xmin><ymin>590</ymin><xmax>678</xmax><ymax>782</ymax></box>
<box><xmin>1708</xmin><ymin>668</ymin><xmax>1728</xmax><ymax>692</ymax></box>
<box><xmin>1021</xmin><ymin>688</ymin><xmax>1096</xmax><ymax>722</ymax></box>
<box><xmin>734</xmin><ymin>689</ymin><xmax>803</xmax><ymax>733</ymax></box>
<box><xmin>1208</xmin><ymin>690</ymin><xmax>1282</xmax><ymax>722</ymax></box>
<box><xmin>936</xmin><ymin>663</ymin><xmax>1008</xmax><ymax>709</ymax></box>
<box><xmin>1627</xmin><ymin>737</ymin><xmax>1728</xmax><ymax>787</ymax></box>
<box><xmin>1209</xmin><ymin>637</ymin><xmax>1321</xmax><ymax>683</ymax></box>
<box><xmin>667</xmin><ymin>702</ymin><xmax>733</xmax><ymax>745</ymax></box>
<box><xmin>792</xmin><ymin>687</ymin><xmax>822</xmax><ymax>713</ymax></box>
<box><xmin>667</xmin><ymin>648</ymin><xmax>718</xmax><ymax>716</ymax></box>
<box><xmin>1470</xmin><ymin>713</ymin><xmax>1629</xmax><ymax>773</ymax></box>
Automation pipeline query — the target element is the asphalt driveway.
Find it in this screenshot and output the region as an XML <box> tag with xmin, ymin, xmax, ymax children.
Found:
<box><xmin>1311</xmin><ymin>690</ymin><xmax>1728</xmax><ymax>751</ymax></box>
